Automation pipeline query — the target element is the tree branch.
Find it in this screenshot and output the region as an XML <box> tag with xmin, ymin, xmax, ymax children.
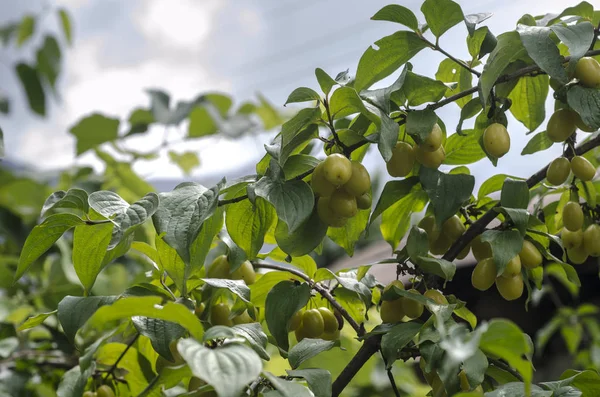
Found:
<box><xmin>103</xmin><ymin>333</ymin><xmax>140</xmax><ymax>381</ymax></box>
<box><xmin>332</xmin><ymin>334</ymin><xmax>382</xmax><ymax>397</ymax></box>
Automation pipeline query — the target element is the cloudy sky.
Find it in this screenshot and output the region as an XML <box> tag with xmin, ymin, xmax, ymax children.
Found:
<box><xmin>0</xmin><ymin>0</ymin><xmax>582</xmax><ymax>190</ymax></box>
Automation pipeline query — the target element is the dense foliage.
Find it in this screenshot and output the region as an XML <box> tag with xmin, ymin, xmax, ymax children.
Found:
<box><xmin>2</xmin><ymin>1</ymin><xmax>600</xmax><ymax>396</ymax></box>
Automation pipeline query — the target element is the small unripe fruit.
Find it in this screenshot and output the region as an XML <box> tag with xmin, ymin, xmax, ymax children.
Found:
<box><xmin>318</xmin><ymin>307</ymin><xmax>339</xmax><ymax>333</ymax></box>
<box><xmin>295</xmin><ymin>324</ymin><xmax>307</xmax><ymax>342</ymax></box>
<box><xmin>430</xmin><ymin>234</ymin><xmax>452</xmax><ymax>255</ymax></box>
<box><xmin>583</xmin><ymin>224</ymin><xmax>600</xmax><ymax>257</ymax></box>
<box><xmin>571</xmin><ymin>156</ymin><xmax>596</xmax><ymax>181</ymax></box>
<box><xmin>423</xmin><ymin>289</ymin><xmax>447</xmax><ymax>305</ymax></box>
<box><xmin>418</xmin><ymin>215</ymin><xmax>440</xmax><ymax>244</ymax></box>
<box><xmin>344</xmin><ymin>161</ymin><xmax>371</xmax><ymax>196</ymax></box>
<box><xmin>472</xmin><ymin>258</ymin><xmax>496</xmax><ymax>291</ymax></box>
<box><xmin>380</xmin><ymin>299</ymin><xmax>405</xmax><ymax>323</ymax></box>
<box><xmin>459</xmin><ymin>370</ymin><xmax>470</xmax><ymax>392</ymax></box>
<box><xmin>97</xmin><ymin>386</ymin><xmax>115</xmax><ymax>397</ymax></box>
<box><xmin>83</xmin><ymin>392</ymin><xmax>96</xmax><ymax>397</ymax></box>
<box><xmin>321</xmin><ymin>328</ymin><xmax>340</xmax><ymax>341</ymax></box>
<box><xmin>329</xmin><ymin>189</ymin><xmax>358</xmax><ymax>218</ymax></box>
<box><xmin>322</xmin><ymin>154</ymin><xmax>352</xmax><ymax>186</ymax></box>
<box><xmin>561</xmin><ymin>228</ymin><xmax>583</xmax><ymax>250</ymax></box>
<box><xmin>207</xmin><ymin>255</ymin><xmax>231</xmax><ymax>279</ymax></box>
<box><xmin>232</xmin><ymin>310</ymin><xmax>253</xmax><ymax>325</ymax></box>
<box><xmin>519</xmin><ymin>240</ymin><xmax>543</xmax><ymax>269</ymax></box>
<box><xmin>442</xmin><ymin>215</ymin><xmax>466</xmax><ymax>242</ymax></box>
<box><xmin>574</xmin><ymin>57</ymin><xmax>600</xmax><ymax>88</ymax></box>
<box><xmin>302</xmin><ymin>309</ymin><xmax>325</xmax><ymax>338</ymax></box>
<box><xmin>422</xmin><ymin>123</ymin><xmax>443</xmax><ymax>152</ymax></box>
<box><xmin>457</xmin><ymin>244</ymin><xmax>471</xmax><ymax>260</ymax></box>
<box><xmin>546</xmin><ymin>157</ymin><xmax>570</xmax><ymax>185</ymax></box>
<box><xmin>383</xmin><ymin>279</ymin><xmax>405</xmax><ymax>293</ymax></box>
<box><xmin>195</xmin><ymin>302</ymin><xmax>206</xmax><ymax>318</ymax></box>
<box><xmin>567</xmin><ymin>245</ymin><xmax>589</xmax><ymax>265</ymax></box>
<box><xmin>547</xmin><ymin>109</ymin><xmax>576</xmax><ymax>142</ymax></box>
<box><xmin>401</xmin><ymin>289</ymin><xmax>424</xmax><ymax>319</ymax></box>
<box><xmin>483</xmin><ymin>123</ymin><xmax>510</xmax><ymax>158</ymax></box>
<box><xmin>210</xmin><ymin>303</ymin><xmax>233</xmax><ymax>326</ymax></box>
<box><xmin>356</xmin><ymin>193</ymin><xmax>372</xmax><ymax>210</ymax></box>
<box><xmin>289</xmin><ymin>310</ymin><xmax>303</xmax><ymax>331</ymax></box>
<box><xmin>311</xmin><ymin>161</ymin><xmax>336</xmax><ymax>197</ymax></box>
<box><xmin>415</xmin><ymin>145</ymin><xmax>446</xmax><ymax>169</ymax></box>
<box><xmin>496</xmin><ymin>274</ymin><xmax>524</xmax><ymax>301</ymax></box>
<box><xmin>231</xmin><ymin>261</ymin><xmax>256</xmax><ymax>285</ymax></box>
<box><xmin>472</xmin><ymin>235</ymin><xmax>492</xmax><ymax>261</ymax></box>
<box><xmin>317</xmin><ymin>197</ymin><xmax>347</xmax><ymax>228</ymax></box>
<box><xmin>386</xmin><ymin>142</ymin><xmax>416</xmax><ymax>177</ymax></box>
<box><xmin>501</xmin><ymin>255</ymin><xmax>521</xmax><ymax>278</ymax></box>
<box><xmin>562</xmin><ymin>202</ymin><xmax>584</xmax><ymax>232</ymax></box>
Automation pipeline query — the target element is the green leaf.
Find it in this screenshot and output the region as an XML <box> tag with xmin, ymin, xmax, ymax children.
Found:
<box><xmin>371</xmin><ymin>4</ymin><xmax>419</xmax><ymax>30</ymax></box>
<box><xmin>126</xmin><ymin>107</ymin><xmax>154</xmax><ymax>135</ymax></box>
<box><xmin>517</xmin><ymin>25</ymin><xmax>567</xmax><ymax>83</ymax></box>
<box><xmin>436</xmin><ymin>58</ymin><xmax>473</xmax><ymax>108</ymax></box>
<box><xmin>279</xmin><ymin>107</ymin><xmax>322</xmax><ymax>165</ymax></box>
<box><xmin>421</xmin><ymin>0</ymin><xmax>463</xmax><ymax>38</ymax></box>
<box><xmin>41</xmin><ymin>188</ymin><xmax>89</xmax><ymax>217</ymax></box>
<box><xmin>69</xmin><ymin>113</ymin><xmax>120</xmax><ymax>155</ymax></box>
<box><xmin>501</xmin><ymin>178</ymin><xmax>530</xmax><ymax>209</ymax></box>
<box><xmin>402</xmin><ymin>72</ymin><xmax>448</xmax><ymax>106</ymax></box>
<box><xmin>263</xmin><ymin>372</ymin><xmax>314</xmax><ymax>397</ymax></box>
<box><xmin>58</xmin><ymin>9</ymin><xmax>72</xmax><ymax>45</ymax></box>
<box><xmin>251</xmin><ymin>271</ymin><xmax>302</xmax><ymax>308</ymax></box>
<box><xmin>381</xmin><ymin>322</ymin><xmax>422</xmax><ymax>367</ymax></box>
<box><xmin>405</xmin><ymin>108</ymin><xmax>438</xmax><ymax>146</ymax></box>
<box><xmin>190</xmin><ymin>207</ymin><xmax>224</xmax><ymax>275</ymax></box>
<box><xmin>286</xmin><ymin>369</ymin><xmax>332</xmax><ymax>397</ymax></box>
<box><xmin>485</xmin><ymin>383</ymin><xmax>550</xmax><ymax>397</ymax></box>
<box><xmin>478</xmin><ymin>174</ymin><xmax>523</xmax><ymax>199</ymax></box>
<box><xmin>444</xmin><ymin>130</ymin><xmax>486</xmax><ymax>165</ymax></box>
<box><xmin>289</xmin><ymin>338</ymin><xmax>337</xmax><ymax>369</ymax></box>
<box><xmin>329</xmin><ymin>86</ymin><xmax>378</xmax><ymax>122</ymax></box>
<box><xmin>285</xmin><ymin>88</ymin><xmax>321</xmax><ymax>106</ymax></box>
<box><xmin>381</xmin><ymin>188</ymin><xmax>429</xmax><ymax>249</ymax></box>
<box><xmin>551</xmin><ymin>22</ymin><xmax>595</xmax><ymax>68</ymax></box>
<box><xmin>456</xmin><ymin>99</ymin><xmax>483</xmax><ymax>134</ymax></box>
<box><xmin>415</xmin><ymin>256</ymin><xmax>456</xmax><ymax>281</ymax></box>
<box><xmin>327</xmin><ymin>208</ymin><xmax>369</xmax><ymax>256</ymax></box>
<box><xmin>508</xmin><ymin>75</ymin><xmax>549</xmax><ymax>132</ymax></box>
<box><xmin>188</xmin><ymin>105</ymin><xmax>218</xmax><ymax>137</ymax></box>
<box><xmin>88</xmin><ymin>296</ymin><xmax>204</xmax><ymax>339</ymax></box>
<box><xmin>315</xmin><ymin>68</ymin><xmax>337</xmax><ymax>96</ymax></box>
<box><xmin>521</xmin><ymin>131</ymin><xmax>553</xmax><ymax>155</ymax></box>
<box><xmin>420</xmin><ymin>167</ymin><xmax>474</xmax><ymax>225</ymax></box>
<box><xmin>480</xmin><ymin>32</ymin><xmax>529</xmax><ymax>106</ymax></box>
<box><xmin>407</xmin><ymin>226</ymin><xmax>429</xmax><ymax>260</ymax></box>
<box><xmin>480</xmin><ymin>319</ymin><xmax>533</xmax><ymax>383</ymax></box>
<box><xmin>16</xmin><ymin>63</ymin><xmax>45</xmax><ymax>116</ymax></box>
<box><xmin>283</xmin><ymin>154</ymin><xmax>319</xmax><ymax>179</ymax></box>
<box><xmin>156</xmin><ymin>233</ymin><xmax>186</xmax><ymax>292</ymax></box>
<box><xmin>500</xmin><ymin>208</ymin><xmax>530</xmax><ymax>236</ymax></box>
<box><xmin>567</xmin><ymin>85</ymin><xmax>600</xmax><ymax>130</ymax></box>
<box><xmin>481</xmin><ymin>230</ymin><xmax>524</xmax><ymax>276</ymax></box>
<box><xmin>202</xmin><ymin>279</ymin><xmax>250</xmax><ymax>303</ymax></box>
<box><xmin>56</xmin><ymin>363</ymin><xmax>96</xmax><ymax>397</ymax></box>
<box><xmin>266</xmin><ymin>248</ymin><xmax>317</xmax><ymax>279</ymax></box>
<box><xmin>153</xmin><ymin>180</ymin><xmax>223</xmax><ymax>264</ymax></box>
<box><xmin>265</xmin><ymin>281</ymin><xmax>311</xmax><ymax>352</ymax></box>
<box><xmin>17</xmin><ymin>310</ymin><xmax>57</xmax><ymax>331</ymax></box>
<box><xmin>226</xmin><ymin>197</ymin><xmax>275</xmax><ymax>260</ymax></box>
<box><xmin>178</xmin><ymin>338</ymin><xmax>262</xmax><ymax>397</ymax></box>
<box><xmin>168</xmin><ymin>151</ymin><xmax>200</xmax><ymax>175</ymax></box>
<box><xmin>254</xmin><ymin>161</ymin><xmax>314</xmax><ymax>233</ymax></box>
<box><xmin>132</xmin><ymin>317</ymin><xmax>185</xmax><ymax>361</ymax></box>
<box><xmin>372</xmin><ymin>178</ymin><xmax>420</xmax><ymax>222</ymax></box>
<box><xmin>16</xmin><ymin>15</ymin><xmax>35</xmax><ymax>46</ymax></box>
<box><xmin>233</xmin><ymin>323</ymin><xmax>270</xmax><ymax>361</ymax></box>
<box><xmin>377</xmin><ymin>111</ymin><xmax>401</xmax><ymax>162</ymax></box>
<box><xmin>16</xmin><ymin>213</ymin><xmax>84</xmax><ymax>282</ymax></box>
<box><xmin>73</xmin><ymin>221</ymin><xmax>113</xmax><ymax>292</ymax></box>
<box><xmin>559</xmin><ymin>370</ymin><xmax>600</xmax><ymax>397</ymax></box>
<box><xmin>355</xmin><ymin>31</ymin><xmax>428</xmax><ymax>91</ymax></box>
<box><xmin>464</xmin><ymin>13</ymin><xmax>492</xmax><ymax>35</ymax></box>
<box><xmin>36</xmin><ymin>36</ymin><xmax>61</xmax><ymax>90</ymax></box>
<box><xmin>57</xmin><ymin>295</ymin><xmax>118</xmax><ymax>342</ymax></box>
<box><xmin>561</xmin><ymin>322</ymin><xmax>583</xmax><ymax>354</ymax></box>
<box><xmin>467</xmin><ymin>27</ymin><xmax>497</xmax><ymax>60</ymax></box>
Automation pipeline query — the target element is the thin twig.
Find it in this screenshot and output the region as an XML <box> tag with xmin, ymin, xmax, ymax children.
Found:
<box><xmin>323</xmin><ymin>98</ymin><xmax>350</xmax><ymax>156</ymax></box>
<box><xmin>103</xmin><ymin>333</ymin><xmax>140</xmax><ymax>381</ymax></box>
<box><xmin>420</xmin><ymin>36</ymin><xmax>481</xmax><ymax>77</ymax></box>
<box><xmin>489</xmin><ymin>358</ymin><xmax>524</xmax><ymax>382</ymax></box>
<box><xmin>381</xmin><ymin>351</ymin><xmax>402</xmax><ymax>397</ymax></box>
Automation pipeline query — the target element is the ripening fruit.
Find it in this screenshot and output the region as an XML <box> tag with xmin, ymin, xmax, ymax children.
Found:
<box><xmin>295</xmin><ymin>324</ymin><xmax>308</xmax><ymax>342</ymax></box>
<box><xmin>483</xmin><ymin>123</ymin><xmax>510</xmax><ymax>158</ymax></box>
<box><xmin>318</xmin><ymin>307</ymin><xmax>339</xmax><ymax>333</ymax></box>
<box><xmin>424</xmin><ymin>289</ymin><xmax>448</xmax><ymax>305</ymax></box>
<box><xmin>562</xmin><ymin>201</ymin><xmax>584</xmax><ymax>232</ymax></box>
<box><xmin>329</xmin><ymin>189</ymin><xmax>358</xmax><ymax>218</ymax></box>
<box><xmin>386</xmin><ymin>142</ymin><xmax>416</xmax><ymax>177</ymax></box>
<box><xmin>459</xmin><ymin>370</ymin><xmax>470</xmax><ymax>392</ymax></box>
<box><xmin>210</xmin><ymin>303</ymin><xmax>233</xmax><ymax>326</ymax></box>
<box><xmin>430</xmin><ymin>234</ymin><xmax>452</xmax><ymax>255</ymax></box>
<box><xmin>344</xmin><ymin>161</ymin><xmax>371</xmax><ymax>196</ymax></box>
<box><xmin>529</xmin><ymin>266</ymin><xmax>544</xmax><ymax>285</ymax></box>
<box><xmin>402</xmin><ymin>289</ymin><xmax>424</xmax><ymax>319</ymax></box>
<box><xmin>422</xmin><ymin>124</ymin><xmax>443</xmax><ymax>152</ymax></box>
<box><xmin>317</xmin><ymin>197</ymin><xmax>347</xmax><ymax>227</ymax></box>
<box><xmin>571</xmin><ymin>156</ymin><xmax>596</xmax><ymax>181</ymax></box>
<box><xmin>546</xmin><ymin>157</ymin><xmax>571</xmax><ymax>185</ymax></box>
<box><xmin>471</xmin><ymin>258</ymin><xmax>496</xmax><ymax>291</ymax></box>
<box><xmin>415</xmin><ymin>145</ymin><xmax>446</xmax><ymax>169</ymax></box>
<box><xmin>83</xmin><ymin>392</ymin><xmax>96</xmax><ymax>397</ymax></box>
<box><xmin>519</xmin><ymin>240</ymin><xmax>543</xmax><ymax>269</ymax></box>
<box><xmin>231</xmin><ymin>260</ymin><xmax>256</xmax><ymax>285</ymax></box>
<box><xmin>419</xmin><ymin>215</ymin><xmax>440</xmax><ymax>244</ymax></box>
<box><xmin>195</xmin><ymin>302</ymin><xmax>206</xmax><ymax>318</ymax></box>
<box><xmin>321</xmin><ymin>328</ymin><xmax>341</xmax><ymax>341</ymax></box>
<box><xmin>457</xmin><ymin>244</ymin><xmax>471</xmax><ymax>260</ymax></box>
<box><xmin>496</xmin><ymin>274</ymin><xmax>524</xmax><ymax>301</ymax></box>
<box><xmin>302</xmin><ymin>309</ymin><xmax>325</xmax><ymax>338</ymax></box>
<box><xmin>442</xmin><ymin>215</ymin><xmax>466</xmax><ymax>242</ymax></box>
<box><xmin>384</xmin><ymin>279</ymin><xmax>405</xmax><ymax>293</ymax></box>
<box><xmin>232</xmin><ymin>310</ymin><xmax>253</xmax><ymax>325</ymax></box>
<box><xmin>547</xmin><ymin>109</ymin><xmax>577</xmax><ymax>143</ymax></box>
<box><xmin>501</xmin><ymin>256</ymin><xmax>521</xmax><ymax>278</ymax></box>
<box><xmin>567</xmin><ymin>245</ymin><xmax>589</xmax><ymax>265</ymax></box>
<box><xmin>356</xmin><ymin>193</ymin><xmax>372</xmax><ymax>209</ymax></box>
<box><xmin>97</xmin><ymin>386</ymin><xmax>115</xmax><ymax>397</ymax></box>
<box><xmin>471</xmin><ymin>235</ymin><xmax>493</xmax><ymax>261</ymax></box>
<box><xmin>573</xmin><ymin>111</ymin><xmax>596</xmax><ymax>132</ymax></box>
<box><xmin>322</xmin><ymin>154</ymin><xmax>353</xmax><ymax>186</ymax></box>
<box><xmin>583</xmin><ymin>224</ymin><xmax>600</xmax><ymax>257</ymax></box>
<box><xmin>561</xmin><ymin>228</ymin><xmax>583</xmax><ymax>250</ymax></box>
<box><xmin>311</xmin><ymin>161</ymin><xmax>336</xmax><ymax>197</ymax></box>
<box><xmin>289</xmin><ymin>310</ymin><xmax>303</xmax><ymax>331</ymax></box>
<box><xmin>207</xmin><ymin>255</ymin><xmax>231</xmax><ymax>279</ymax></box>
<box><xmin>574</xmin><ymin>57</ymin><xmax>600</xmax><ymax>88</ymax></box>
<box><xmin>380</xmin><ymin>299</ymin><xmax>405</xmax><ymax>323</ymax></box>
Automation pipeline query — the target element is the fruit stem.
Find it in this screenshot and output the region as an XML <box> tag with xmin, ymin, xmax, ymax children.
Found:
<box><xmin>419</xmin><ymin>36</ymin><xmax>482</xmax><ymax>77</ymax></box>
<box><xmin>322</xmin><ymin>97</ymin><xmax>351</xmax><ymax>157</ymax></box>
